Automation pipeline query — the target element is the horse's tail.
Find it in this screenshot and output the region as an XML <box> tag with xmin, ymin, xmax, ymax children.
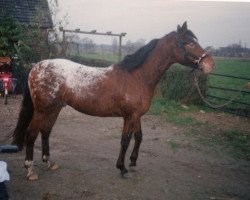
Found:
<box><xmin>12</xmin><ymin>79</ymin><xmax>34</xmax><ymax>151</ymax></box>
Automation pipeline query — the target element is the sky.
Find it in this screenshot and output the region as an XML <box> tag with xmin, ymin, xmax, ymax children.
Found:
<box><xmin>55</xmin><ymin>0</ymin><xmax>250</xmax><ymax>48</ymax></box>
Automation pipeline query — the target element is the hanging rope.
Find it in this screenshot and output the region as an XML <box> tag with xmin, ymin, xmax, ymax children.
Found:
<box><xmin>194</xmin><ymin>75</ymin><xmax>242</xmax><ymax>109</ymax></box>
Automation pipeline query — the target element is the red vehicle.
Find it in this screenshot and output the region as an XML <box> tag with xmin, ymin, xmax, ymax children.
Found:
<box><xmin>0</xmin><ymin>57</ymin><xmax>17</xmax><ymax>104</ymax></box>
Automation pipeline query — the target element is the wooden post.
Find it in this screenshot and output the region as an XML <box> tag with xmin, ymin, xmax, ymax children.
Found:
<box><xmin>59</xmin><ymin>28</ymin><xmax>126</xmax><ymax>60</ymax></box>
<box><xmin>62</xmin><ymin>30</ymin><xmax>66</xmax><ymax>56</ymax></box>
<box><xmin>76</xmin><ymin>43</ymin><xmax>80</xmax><ymax>56</ymax></box>
<box><xmin>118</xmin><ymin>35</ymin><xmax>122</xmax><ymax>62</ymax></box>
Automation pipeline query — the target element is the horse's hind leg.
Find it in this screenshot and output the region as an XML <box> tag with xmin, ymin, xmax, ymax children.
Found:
<box><xmin>41</xmin><ymin>130</ymin><xmax>59</xmax><ymax>171</ymax></box>
<box><xmin>25</xmin><ymin>112</ymin><xmax>45</xmax><ymax>181</ymax></box>
<box><xmin>41</xmin><ymin>109</ymin><xmax>61</xmax><ymax>171</ymax></box>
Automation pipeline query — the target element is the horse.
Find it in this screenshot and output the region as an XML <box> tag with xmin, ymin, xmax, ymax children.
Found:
<box><xmin>12</xmin><ymin>22</ymin><xmax>214</xmax><ymax>180</ymax></box>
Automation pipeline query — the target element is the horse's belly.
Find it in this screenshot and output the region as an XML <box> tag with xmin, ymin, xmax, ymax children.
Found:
<box><xmin>63</xmin><ymin>91</ymin><xmax>122</xmax><ymax>117</ymax></box>
<box><xmin>69</xmin><ymin>100</ymin><xmax>122</xmax><ymax>117</ymax></box>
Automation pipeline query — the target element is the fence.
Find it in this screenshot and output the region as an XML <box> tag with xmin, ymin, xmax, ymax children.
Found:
<box><xmin>206</xmin><ymin>72</ymin><xmax>250</xmax><ymax>117</ymax></box>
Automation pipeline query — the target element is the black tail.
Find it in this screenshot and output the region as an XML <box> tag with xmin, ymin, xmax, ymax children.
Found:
<box><xmin>12</xmin><ymin>82</ymin><xmax>34</xmax><ymax>151</ymax></box>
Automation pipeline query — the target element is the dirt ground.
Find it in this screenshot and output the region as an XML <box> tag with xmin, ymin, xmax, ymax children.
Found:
<box><xmin>0</xmin><ymin>96</ymin><xmax>250</xmax><ymax>200</ymax></box>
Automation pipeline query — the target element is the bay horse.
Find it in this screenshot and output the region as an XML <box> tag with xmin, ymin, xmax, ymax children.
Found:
<box><xmin>12</xmin><ymin>22</ymin><xmax>214</xmax><ymax>180</ymax></box>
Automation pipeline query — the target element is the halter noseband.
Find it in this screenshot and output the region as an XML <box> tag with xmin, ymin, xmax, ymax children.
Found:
<box><xmin>177</xmin><ymin>37</ymin><xmax>209</xmax><ymax>69</ymax></box>
<box><xmin>194</xmin><ymin>53</ymin><xmax>208</xmax><ymax>65</ymax></box>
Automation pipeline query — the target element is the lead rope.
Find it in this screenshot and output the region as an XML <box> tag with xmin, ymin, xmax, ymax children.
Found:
<box><xmin>194</xmin><ymin>75</ymin><xmax>241</xmax><ymax>109</ymax></box>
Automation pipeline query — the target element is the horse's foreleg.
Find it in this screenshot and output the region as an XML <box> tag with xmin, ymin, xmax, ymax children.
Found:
<box><xmin>130</xmin><ymin>128</ymin><xmax>142</xmax><ymax>167</ymax></box>
<box><xmin>116</xmin><ymin>132</ymin><xmax>132</xmax><ymax>175</ymax></box>
<box><xmin>116</xmin><ymin>116</ymin><xmax>141</xmax><ymax>176</ymax></box>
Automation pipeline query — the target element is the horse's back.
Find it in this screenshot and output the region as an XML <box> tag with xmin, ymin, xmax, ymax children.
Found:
<box><xmin>28</xmin><ymin>59</ymin><xmax>114</xmax><ymax>112</ymax></box>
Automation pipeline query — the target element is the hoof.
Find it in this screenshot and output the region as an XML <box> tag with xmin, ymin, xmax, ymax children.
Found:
<box><xmin>120</xmin><ymin>167</ymin><xmax>128</xmax><ymax>176</ymax></box>
<box><xmin>122</xmin><ymin>172</ymin><xmax>133</xmax><ymax>179</ymax></box>
<box><xmin>129</xmin><ymin>165</ymin><xmax>137</xmax><ymax>172</ymax></box>
<box><xmin>129</xmin><ymin>162</ymin><xmax>137</xmax><ymax>167</ymax></box>
<box><xmin>27</xmin><ymin>173</ymin><xmax>38</xmax><ymax>181</ymax></box>
<box><xmin>48</xmin><ymin>162</ymin><xmax>59</xmax><ymax>171</ymax></box>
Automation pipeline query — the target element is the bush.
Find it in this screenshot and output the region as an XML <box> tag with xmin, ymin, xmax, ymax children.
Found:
<box><xmin>159</xmin><ymin>65</ymin><xmax>207</xmax><ymax>104</ymax></box>
<box><xmin>12</xmin><ymin>62</ymin><xmax>30</xmax><ymax>93</ymax></box>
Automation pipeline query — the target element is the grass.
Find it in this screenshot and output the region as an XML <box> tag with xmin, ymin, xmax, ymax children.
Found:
<box><xmin>149</xmin><ymin>97</ymin><xmax>250</xmax><ymax>160</ymax></box>
<box><xmin>223</xmin><ymin>129</ymin><xmax>250</xmax><ymax>159</ymax></box>
<box><xmin>70</xmin><ymin>52</ymin><xmax>121</xmax><ymax>63</ymax></box>
<box><xmin>207</xmin><ymin>58</ymin><xmax>250</xmax><ymax>111</ymax></box>
<box><xmin>149</xmin><ymin>97</ymin><xmax>203</xmax><ymax>126</ymax></box>
<box><xmin>168</xmin><ymin>141</ymin><xmax>180</xmax><ymax>151</ymax></box>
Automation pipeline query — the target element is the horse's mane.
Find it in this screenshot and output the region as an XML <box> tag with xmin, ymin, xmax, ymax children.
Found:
<box><xmin>119</xmin><ymin>29</ymin><xmax>197</xmax><ymax>72</ymax></box>
<box><xmin>119</xmin><ymin>39</ymin><xmax>159</xmax><ymax>71</ymax></box>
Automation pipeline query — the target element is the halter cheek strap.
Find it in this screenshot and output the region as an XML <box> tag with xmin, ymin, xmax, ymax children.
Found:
<box><xmin>184</xmin><ymin>49</ymin><xmax>209</xmax><ymax>69</ymax></box>
<box><xmin>176</xmin><ymin>37</ymin><xmax>209</xmax><ymax>69</ymax></box>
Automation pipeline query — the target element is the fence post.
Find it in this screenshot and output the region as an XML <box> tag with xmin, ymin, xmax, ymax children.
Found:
<box><xmin>119</xmin><ymin>35</ymin><xmax>122</xmax><ymax>62</ymax></box>
<box><xmin>59</xmin><ymin>28</ymin><xmax>126</xmax><ymax>61</ymax></box>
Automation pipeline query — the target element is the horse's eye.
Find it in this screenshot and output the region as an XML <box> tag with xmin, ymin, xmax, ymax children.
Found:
<box><xmin>188</xmin><ymin>43</ymin><xmax>196</xmax><ymax>48</ymax></box>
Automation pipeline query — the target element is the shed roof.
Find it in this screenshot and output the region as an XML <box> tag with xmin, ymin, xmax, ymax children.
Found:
<box><xmin>0</xmin><ymin>0</ymin><xmax>53</xmax><ymax>28</ymax></box>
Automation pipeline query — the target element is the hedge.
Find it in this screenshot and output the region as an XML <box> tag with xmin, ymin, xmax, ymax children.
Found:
<box><xmin>159</xmin><ymin>65</ymin><xmax>207</xmax><ymax>104</ymax></box>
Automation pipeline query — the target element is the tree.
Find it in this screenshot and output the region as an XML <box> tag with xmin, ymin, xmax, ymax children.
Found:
<box><xmin>124</xmin><ymin>40</ymin><xmax>135</xmax><ymax>54</ymax></box>
<box><xmin>134</xmin><ymin>39</ymin><xmax>146</xmax><ymax>50</ymax></box>
<box><xmin>47</xmin><ymin>0</ymin><xmax>69</xmax><ymax>57</ymax></box>
<box><xmin>81</xmin><ymin>37</ymin><xmax>96</xmax><ymax>53</ymax></box>
<box><xmin>0</xmin><ymin>16</ymin><xmax>30</xmax><ymax>58</ymax></box>
<box><xmin>0</xmin><ymin>16</ymin><xmax>32</xmax><ymax>93</ymax></box>
<box><xmin>123</xmin><ymin>39</ymin><xmax>146</xmax><ymax>55</ymax></box>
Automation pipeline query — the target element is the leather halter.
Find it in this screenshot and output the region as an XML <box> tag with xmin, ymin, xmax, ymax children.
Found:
<box><xmin>176</xmin><ymin>37</ymin><xmax>209</xmax><ymax>69</ymax></box>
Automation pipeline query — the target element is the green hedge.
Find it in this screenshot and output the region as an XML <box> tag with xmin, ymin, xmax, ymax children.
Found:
<box><xmin>159</xmin><ymin>65</ymin><xmax>207</xmax><ymax>104</ymax></box>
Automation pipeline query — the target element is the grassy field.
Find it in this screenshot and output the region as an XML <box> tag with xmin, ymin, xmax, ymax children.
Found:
<box><xmin>148</xmin><ymin>97</ymin><xmax>250</xmax><ymax>160</ymax></box>
<box><xmin>70</xmin><ymin>52</ymin><xmax>121</xmax><ymax>63</ymax></box>
<box><xmin>207</xmin><ymin>58</ymin><xmax>250</xmax><ymax>112</ymax></box>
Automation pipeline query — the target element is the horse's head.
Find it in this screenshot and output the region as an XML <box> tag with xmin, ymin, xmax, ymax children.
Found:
<box><xmin>175</xmin><ymin>22</ymin><xmax>215</xmax><ymax>74</ymax></box>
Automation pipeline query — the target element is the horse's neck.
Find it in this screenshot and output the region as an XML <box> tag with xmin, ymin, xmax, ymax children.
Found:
<box><xmin>134</xmin><ymin>35</ymin><xmax>176</xmax><ymax>92</ymax></box>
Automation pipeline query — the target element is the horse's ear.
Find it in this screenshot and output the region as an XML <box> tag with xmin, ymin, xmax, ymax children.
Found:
<box><xmin>177</xmin><ymin>25</ymin><xmax>181</xmax><ymax>32</ymax></box>
<box><xmin>182</xmin><ymin>21</ymin><xmax>187</xmax><ymax>31</ymax></box>
<box><xmin>177</xmin><ymin>21</ymin><xmax>187</xmax><ymax>38</ymax></box>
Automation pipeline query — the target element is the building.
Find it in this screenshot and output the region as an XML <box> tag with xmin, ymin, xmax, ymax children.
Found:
<box><xmin>0</xmin><ymin>0</ymin><xmax>53</xmax><ymax>61</ymax></box>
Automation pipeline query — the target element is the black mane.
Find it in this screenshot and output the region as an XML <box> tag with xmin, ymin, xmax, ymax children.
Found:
<box><xmin>119</xmin><ymin>39</ymin><xmax>159</xmax><ymax>71</ymax></box>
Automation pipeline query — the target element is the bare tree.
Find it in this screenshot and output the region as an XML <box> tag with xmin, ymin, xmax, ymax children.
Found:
<box><xmin>134</xmin><ymin>38</ymin><xmax>146</xmax><ymax>50</ymax></box>
<box><xmin>81</xmin><ymin>37</ymin><xmax>96</xmax><ymax>53</ymax></box>
<box><xmin>123</xmin><ymin>38</ymin><xmax>146</xmax><ymax>55</ymax></box>
<box><xmin>47</xmin><ymin>0</ymin><xmax>69</xmax><ymax>57</ymax></box>
<box><xmin>124</xmin><ymin>40</ymin><xmax>135</xmax><ymax>55</ymax></box>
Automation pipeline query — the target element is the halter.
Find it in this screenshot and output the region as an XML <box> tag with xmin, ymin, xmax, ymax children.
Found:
<box><xmin>176</xmin><ymin>37</ymin><xmax>209</xmax><ymax>70</ymax></box>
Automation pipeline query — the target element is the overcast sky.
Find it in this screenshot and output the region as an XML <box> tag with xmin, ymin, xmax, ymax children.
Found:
<box><xmin>56</xmin><ymin>0</ymin><xmax>250</xmax><ymax>48</ymax></box>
